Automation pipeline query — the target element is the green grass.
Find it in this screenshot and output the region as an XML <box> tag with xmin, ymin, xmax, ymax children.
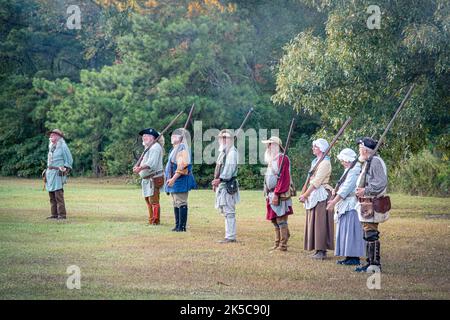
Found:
<box><xmin>0</xmin><ymin>177</ymin><xmax>449</xmax><ymax>299</ymax></box>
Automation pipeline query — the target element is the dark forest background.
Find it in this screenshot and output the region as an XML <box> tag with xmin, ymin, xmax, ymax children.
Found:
<box><xmin>0</xmin><ymin>0</ymin><xmax>448</xmax><ymax>195</ymax></box>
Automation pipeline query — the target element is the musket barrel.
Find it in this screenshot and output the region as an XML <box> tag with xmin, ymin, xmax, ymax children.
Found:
<box><xmin>135</xmin><ymin>111</ymin><xmax>184</xmax><ymax>167</ymax></box>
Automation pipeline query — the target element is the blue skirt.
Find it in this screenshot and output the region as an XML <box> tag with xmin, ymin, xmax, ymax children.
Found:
<box><xmin>335</xmin><ymin>209</ymin><xmax>365</xmax><ymax>257</ymax></box>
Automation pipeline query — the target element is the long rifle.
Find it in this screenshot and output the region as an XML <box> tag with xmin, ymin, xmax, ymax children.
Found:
<box><xmin>357</xmin><ymin>83</ymin><xmax>416</xmax><ymax>188</ymax></box>
<box><xmin>180</xmin><ymin>103</ymin><xmax>195</xmax><ymax>168</ymax></box>
<box><xmin>234</xmin><ymin>107</ymin><xmax>254</xmax><ymax>138</ymax></box>
<box><xmin>301</xmin><ymin>117</ymin><xmax>353</xmax><ymax>194</ymax></box>
<box><xmin>183</xmin><ymin>103</ymin><xmax>195</xmax><ymax>130</ymax></box>
<box><xmin>332</xmin><ymin>158</ymin><xmax>359</xmax><ymax>199</ymax></box>
<box><xmin>277</xmin><ymin>118</ymin><xmax>295</xmax><ymax>180</ymax></box>
<box><xmin>213</xmin><ymin>107</ymin><xmax>254</xmax><ymax>191</ymax></box>
<box><xmin>134</xmin><ymin>111</ymin><xmax>184</xmax><ymax>168</ymax></box>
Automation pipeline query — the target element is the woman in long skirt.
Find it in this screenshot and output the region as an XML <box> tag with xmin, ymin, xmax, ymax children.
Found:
<box><xmin>326</xmin><ymin>148</ymin><xmax>365</xmax><ymax>265</ymax></box>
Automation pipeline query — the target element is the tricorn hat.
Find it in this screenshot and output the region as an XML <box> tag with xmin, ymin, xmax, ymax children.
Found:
<box><xmin>357</xmin><ymin>137</ymin><xmax>377</xmax><ymax>150</ymax></box>
<box><xmin>47</xmin><ymin>129</ymin><xmax>65</xmax><ymax>138</ymax></box>
<box><xmin>139</xmin><ymin>128</ymin><xmax>160</xmax><ymax>138</ymax></box>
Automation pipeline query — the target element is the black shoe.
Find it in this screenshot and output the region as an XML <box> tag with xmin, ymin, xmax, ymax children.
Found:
<box><xmin>342</xmin><ymin>258</ymin><xmax>360</xmax><ymax>266</ymax></box>
<box><xmin>337</xmin><ymin>257</ymin><xmax>350</xmax><ymax>265</ymax></box>
<box><xmin>355</xmin><ymin>264</ymin><xmax>369</xmax><ymax>272</ymax></box>
<box><xmin>46</xmin><ymin>216</ymin><xmax>58</xmax><ymax>220</ymax></box>
<box><xmin>57</xmin><ymin>216</ymin><xmax>66</xmax><ymax>220</ymax></box>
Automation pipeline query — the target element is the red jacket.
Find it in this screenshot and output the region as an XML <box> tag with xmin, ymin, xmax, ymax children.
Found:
<box><xmin>274</xmin><ymin>154</ymin><xmax>291</xmax><ymax>195</ymax></box>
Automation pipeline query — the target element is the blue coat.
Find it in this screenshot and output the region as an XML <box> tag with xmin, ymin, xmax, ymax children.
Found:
<box><xmin>164</xmin><ymin>146</ymin><xmax>197</xmax><ymax>194</ymax></box>
<box><xmin>45</xmin><ymin>139</ymin><xmax>73</xmax><ymax>192</ymax></box>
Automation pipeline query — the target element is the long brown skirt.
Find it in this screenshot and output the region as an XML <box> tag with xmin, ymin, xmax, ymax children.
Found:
<box><xmin>304</xmin><ymin>198</ymin><xmax>334</xmax><ymax>251</ymax></box>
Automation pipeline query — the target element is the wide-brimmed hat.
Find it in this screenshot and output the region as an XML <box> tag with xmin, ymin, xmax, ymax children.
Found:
<box><xmin>139</xmin><ymin>128</ymin><xmax>160</xmax><ymax>138</ymax></box>
<box><xmin>47</xmin><ymin>129</ymin><xmax>65</xmax><ymax>138</ymax></box>
<box><xmin>337</xmin><ymin>148</ymin><xmax>357</xmax><ymax>162</ymax></box>
<box><xmin>261</xmin><ymin>136</ymin><xmax>283</xmax><ymax>148</ymax></box>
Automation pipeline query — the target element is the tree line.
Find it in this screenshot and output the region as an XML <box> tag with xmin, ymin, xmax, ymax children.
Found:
<box><xmin>0</xmin><ymin>0</ymin><xmax>448</xmax><ymax>196</ymax></box>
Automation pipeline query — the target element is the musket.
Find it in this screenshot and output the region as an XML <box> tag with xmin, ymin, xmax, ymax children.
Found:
<box><xmin>180</xmin><ymin>103</ymin><xmax>195</xmax><ymax>167</ymax></box>
<box><xmin>213</xmin><ymin>107</ymin><xmax>254</xmax><ymax>191</ymax></box>
<box><xmin>357</xmin><ymin>83</ymin><xmax>416</xmax><ymax>188</ymax></box>
<box><xmin>183</xmin><ymin>103</ymin><xmax>195</xmax><ymax>130</ymax></box>
<box><xmin>301</xmin><ymin>117</ymin><xmax>353</xmax><ymax>194</ymax></box>
<box><xmin>134</xmin><ymin>111</ymin><xmax>184</xmax><ymax>168</ymax></box>
<box><xmin>233</xmin><ymin>107</ymin><xmax>254</xmax><ymax>139</ymax></box>
<box><xmin>277</xmin><ymin>118</ymin><xmax>296</xmax><ymax>180</ymax></box>
<box><xmin>331</xmin><ymin>158</ymin><xmax>359</xmax><ymax>200</ymax></box>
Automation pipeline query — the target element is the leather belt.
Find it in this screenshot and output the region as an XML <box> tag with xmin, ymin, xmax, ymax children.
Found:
<box><xmin>143</xmin><ymin>170</ymin><xmax>163</xmax><ymax>180</ymax></box>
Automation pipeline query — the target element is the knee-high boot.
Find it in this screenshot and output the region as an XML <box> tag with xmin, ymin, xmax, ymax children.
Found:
<box><xmin>179</xmin><ymin>205</ymin><xmax>188</xmax><ymax>232</ymax></box>
<box><xmin>151</xmin><ymin>203</ymin><xmax>160</xmax><ymax>225</ymax></box>
<box><xmin>172</xmin><ymin>207</ymin><xmax>180</xmax><ymax>231</ymax></box>
<box><xmin>278</xmin><ymin>225</ymin><xmax>289</xmax><ymax>251</ymax></box>
<box><xmin>270</xmin><ymin>226</ymin><xmax>281</xmax><ymax>251</ymax></box>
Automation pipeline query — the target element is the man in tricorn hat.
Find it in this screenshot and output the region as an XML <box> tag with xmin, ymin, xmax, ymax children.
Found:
<box><xmin>212</xmin><ymin>129</ymin><xmax>240</xmax><ymax>243</ymax></box>
<box><xmin>354</xmin><ymin>137</ymin><xmax>389</xmax><ymax>273</ymax></box>
<box><xmin>44</xmin><ymin>129</ymin><xmax>73</xmax><ymax>220</ymax></box>
<box><xmin>133</xmin><ymin>128</ymin><xmax>164</xmax><ymax>225</ymax></box>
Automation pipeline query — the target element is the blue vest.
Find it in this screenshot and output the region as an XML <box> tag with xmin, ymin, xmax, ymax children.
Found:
<box><xmin>164</xmin><ymin>147</ymin><xmax>197</xmax><ymax>193</ymax></box>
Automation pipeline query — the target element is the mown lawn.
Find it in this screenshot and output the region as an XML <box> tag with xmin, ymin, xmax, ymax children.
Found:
<box><xmin>0</xmin><ymin>177</ymin><xmax>449</xmax><ymax>299</ymax></box>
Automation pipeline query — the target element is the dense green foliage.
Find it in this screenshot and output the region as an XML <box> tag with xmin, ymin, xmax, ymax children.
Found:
<box><xmin>392</xmin><ymin>149</ymin><xmax>449</xmax><ymax>196</ymax></box>
<box><xmin>273</xmin><ymin>0</ymin><xmax>449</xmax><ymax>193</ymax></box>
<box><xmin>0</xmin><ymin>0</ymin><xmax>448</xmax><ymax>195</ymax></box>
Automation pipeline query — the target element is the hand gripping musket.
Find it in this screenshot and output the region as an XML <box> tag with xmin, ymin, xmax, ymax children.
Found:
<box><xmin>357</xmin><ymin>83</ymin><xmax>416</xmax><ymax>189</ymax></box>
<box><xmin>213</xmin><ymin>107</ymin><xmax>254</xmax><ymax>192</ymax></box>
<box><xmin>134</xmin><ymin>111</ymin><xmax>184</xmax><ymax>170</ymax></box>
<box><xmin>301</xmin><ymin>117</ymin><xmax>353</xmax><ymax>194</ymax></box>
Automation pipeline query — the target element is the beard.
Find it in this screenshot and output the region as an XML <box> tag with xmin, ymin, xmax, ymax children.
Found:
<box><xmin>264</xmin><ymin>148</ymin><xmax>273</xmax><ymax>164</ymax></box>
<box><xmin>264</xmin><ymin>148</ymin><xmax>280</xmax><ymax>174</ymax></box>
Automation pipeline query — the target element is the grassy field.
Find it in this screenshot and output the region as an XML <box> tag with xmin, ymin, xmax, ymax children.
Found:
<box><xmin>0</xmin><ymin>177</ymin><xmax>449</xmax><ymax>300</ymax></box>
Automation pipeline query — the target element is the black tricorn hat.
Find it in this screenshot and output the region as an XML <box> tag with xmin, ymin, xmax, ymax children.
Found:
<box><xmin>139</xmin><ymin>128</ymin><xmax>159</xmax><ymax>138</ymax></box>
<box><xmin>356</xmin><ymin>137</ymin><xmax>377</xmax><ymax>150</ymax></box>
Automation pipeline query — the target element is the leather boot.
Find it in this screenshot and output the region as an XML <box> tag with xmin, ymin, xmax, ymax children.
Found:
<box><xmin>373</xmin><ymin>240</ymin><xmax>381</xmax><ymax>266</ymax></box>
<box><xmin>269</xmin><ymin>227</ymin><xmax>280</xmax><ymax>251</ymax></box>
<box><xmin>179</xmin><ymin>205</ymin><xmax>188</xmax><ymax>232</ymax></box>
<box><xmin>356</xmin><ymin>241</ymin><xmax>373</xmax><ymax>272</ymax></box>
<box><xmin>172</xmin><ymin>207</ymin><xmax>180</xmax><ymax>231</ymax></box>
<box><xmin>278</xmin><ymin>226</ymin><xmax>289</xmax><ymax>251</ymax></box>
<box><xmin>151</xmin><ymin>203</ymin><xmax>160</xmax><ymax>225</ymax></box>
<box><xmin>145</xmin><ymin>197</ymin><xmax>153</xmax><ymax>224</ymax></box>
